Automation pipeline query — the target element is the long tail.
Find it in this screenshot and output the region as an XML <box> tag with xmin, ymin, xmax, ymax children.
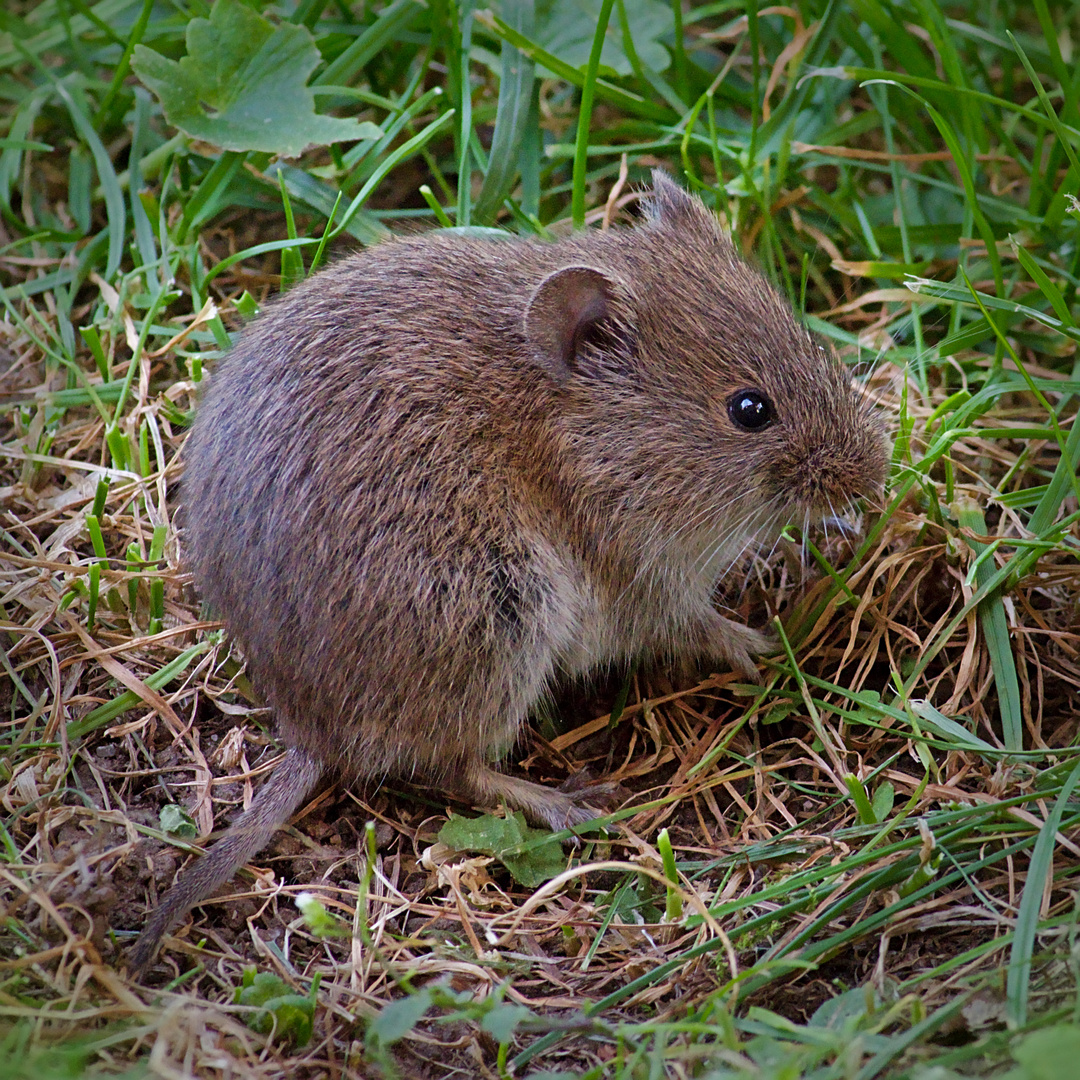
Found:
<box><xmin>127</xmin><ymin>747</ymin><xmax>323</xmax><ymax>976</ymax></box>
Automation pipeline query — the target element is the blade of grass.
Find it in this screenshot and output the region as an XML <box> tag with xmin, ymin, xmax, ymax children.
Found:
<box><xmin>474</xmin><ymin>10</ymin><xmax>671</xmax><ymax>123</ymax></box>
<box><xmin>128</xmin><ymin>87</ymin><xmax>158</xmax><ymax>272</ymax></box>
<box><xmin>329</xmin><ymin>108</ymin><xmax>456</xmax><ymax>239</ymax></box>
<box><xmin>66</xmin><ymin>641</ymin><xmax>214</xmax><ymax>740</ymax></box>
<box><xmin>472</xmin><ymin>0</ymin><xmax>534</xmax><ymax>225</ymax></box>
<box><xmin>1006</xmin><ymin>755</ymin><xmax>1080</xmax><ymax>1027</ymax></box>
<box><xmin>46</xmin><ymin>78</ymin><xmax>126</xmax><ymax>278</ymax></box>
<box><xmin>177</xmin><ymin>150</ymin><xmax>246</xmax><ymax>243</ymax></box>
<box><xmin>755</xmin><ymin>0</ymin><xmax>843</xmax><ymax>143</ymax></box>
<box><xmin>200</xmin><ymin>237</ymin><xmax>319</xmax><ymax>290</ymax></box>
<box><xmin>1008</xmin><ymin>31</ymin><xmax>1080</xmax><ymax>177</ymax></box>
<box><xmin>871</xmin><ymin>81</ymin><xmax>1002</xmax><ymax>299</ymax></box>
<box><xmin>952</xmin><ymin>496</ymin><xmax>1022</xmax><ymax>755</ymax></box>
<box><xmin>959</xmin><ymin>268</ymin><xmax>1080</xmax><ymax>521</ymax></box>
<box><xmin>811</xmin><ymin>64</ymin><xmax>1079</xmax><ymax>138</ymax></box>
<box><xmin>92</xmin><ymin>0</ymin><xmax>153</xmax><ymax>126</ymax></box>
<box><xmin>572</xmin><ymin>0</ymin><xmax>616</xmax><ymax>228</ymax></box>
<box><xmin>456</xmin><ymin>10</ymin><xmax>475</xmax><ymax>227</ymax></box>
<box><xmin>669</xmin><ymin>0</ymin><xmax>689</xmax><ymax>105</ymax></box>
<box><xmin>313</xmin><ymin>0</ymin><xmax>423</xmax><ymax>87</ymax></box>
<box><xmin>0</xmin><ymin>0</ymin><xmax>142</xmax><ymax>71</ymax></box>
<box><xmin>903</xmin><ymin>277</ymin><xmax>1080</xmax><ymax>343</ymax></box>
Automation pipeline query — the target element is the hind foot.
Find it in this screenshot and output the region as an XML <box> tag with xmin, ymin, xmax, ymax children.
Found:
<box><xmin>452</xmin><ymin>762</ymin><xmax>610</xmax><ymax>836</ymax></box>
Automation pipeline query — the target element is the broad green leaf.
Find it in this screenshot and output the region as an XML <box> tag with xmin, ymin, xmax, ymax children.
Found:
<box><xmin>131</xmin><ymin>0</ymin><xmax>380</xmax><ymax>157</ymax></box>
<box><xmin>158</xmin><ymin>804</ymin><xmax>197</xmax><ymax>839</ymax></box>
<box><xmin>235</xmin><ymin>971</ymin><xmax>314</xmax><ymax>1046</ymax></box>
<box><xmin>236</xmin><ymin>970</ymin><xmax>294</xmax><ymax>1007</ymax></box>
<box><xmin>438</xmin><ymin>811</ymin><xmax>567</xmax><ymax>887</ymax></box>
<box><xmin>368</xmin><ymin>987</ymin><xmax>433</xmax><ymax>1045</ymax></box>
<box><xmin>807</xmin><ymin>985</ymin><xmax>878</xmax><ymax>1030</ymax></box>
<box><xmin>1010</xmin><ymin>1025</ymin><xmax>1080</xmax><ymax>1080</ymax></box>
<box><xmin>481</xmin><ymin>1002</ymin><xmax>534</xmax><ymax>1043</ymax></box>
<box><xmin>533</xmin><ymin>0</ymin><xmax>672</xmax><ymax>76</ymax></box>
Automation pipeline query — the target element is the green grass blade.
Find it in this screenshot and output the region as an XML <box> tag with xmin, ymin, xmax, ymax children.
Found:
<box><xmin>815</xmin><ymin>64</ymin><xmax>1078</xmax><ymax>137</ymax></box>
<box><xmin>669</xmin><ymin>0</ymin><xmax>689</xmax><ymax>104</ymax></box>
<box><xmin>456</xmin><ymin>11</ymin><xmax>475</xmax><ymax>227</ymax></box>
<box><xmin>66</xmin><ymin>641</ymin><xmax>214</xmax><ymax>740</ymax></box>
<box><xmin>1008</xmin><ymin>31</ymin><xmax>1080</xmax><ymax>177</ymax></box>
<box><xmin>472</xmin><ymin>0</ymin><xmax>534</xmax><ymax>225</ymax></box>
<box><xmin>313</xmin><ymin>0</ymin><xmax>423</xmax><ymax>86</ymax></box>
<box><xmin>475</xmin><ymin>10</ymin><xmax>671</xmax><ymax>123</ymax></box>
<box><xmin>572</xmin><ymin>0</ymin><xmax>616</xmax><ymax>227</ymax></box>
<box><xmin>93</xmin><ymin>0</ymin><xmax>153</xmax><ymax>126</ymax></box>
<box><xmin>882</xmin><ymin>83</ymin><xmax>1002</xmax><ymax>296</ymax></box>
<box><xmin>1012</xmin><ymin>243</ymin><xmax>1076</xmax><ymax>330</ymax></box>
<box><xmin>177</xmin><ymin>150</ymin><xmax>246</xmax><ymax>243</ymax></box>
<box><xmin>200</xmin><ymin>237</ymin><xmax>319</xmax><ymax>290</ymax></box>
<box><xmin>128</xmin><ymin>87</ymin><xmax>158</xmax><ymax>270</ymax></box>
<box><xmin>50</xmin><ymin>81</ymin><xmax>126</xmax><ymax>277</ymax></box>
<box><xmin>952</xmin><ymin>498</ymin><xmax>1022</xmax><ymax>754</ymax></box>
<box><xmin>1006</xmin><ymin>756</ymin><xmax>1080</xmax><ymax>1027</ymax></box>
<box><xmin>756</xmin><ymin>0</ymin><xmax>843</xmax><ymax>143</ymax></box>
<box><xmin>330</xmin><ymin>109</ymin><xmax>456</xmax><ymax>238</ymax></box>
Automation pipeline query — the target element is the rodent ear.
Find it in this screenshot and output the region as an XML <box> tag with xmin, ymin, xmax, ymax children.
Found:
<box><xmin>524</xmin><ymin>265</ymin><xmax>624</xmax><ymax>384</ymax></box>
<box><xmin>645</xmin><ymin>168</ymin><xmax>719</xmax><ymax>232</ymax></box>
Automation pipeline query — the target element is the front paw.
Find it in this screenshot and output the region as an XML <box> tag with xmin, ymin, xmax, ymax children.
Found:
<box><xmin>706</xmin><ymin>616</ymin><xmax>774</xmax><ymax>682</ymax></box>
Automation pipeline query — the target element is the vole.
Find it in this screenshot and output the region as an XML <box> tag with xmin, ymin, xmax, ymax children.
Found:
<box><xmin>127</xmin><ymin>172</ymin><xmax>888</xmax><ymax>973</ymax></box>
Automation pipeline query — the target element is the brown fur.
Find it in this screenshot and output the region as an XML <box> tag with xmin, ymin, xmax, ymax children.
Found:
<box><xmin>127</xmin><ymin>173</ymin><xmax>889</xmax><ymax>974</ymax></box>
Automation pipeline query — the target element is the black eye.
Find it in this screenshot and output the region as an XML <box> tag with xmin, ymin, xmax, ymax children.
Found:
<box><xmin>727</xmin><ymin>389</ymin><xmax>775</xmax><ymax>431</ymax></box>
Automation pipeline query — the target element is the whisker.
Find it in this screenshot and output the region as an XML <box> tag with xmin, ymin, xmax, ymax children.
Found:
<box><xmin>612</xmin><ymin>488</ymin><xmax>754</xmax><ymax>608</ymax></box>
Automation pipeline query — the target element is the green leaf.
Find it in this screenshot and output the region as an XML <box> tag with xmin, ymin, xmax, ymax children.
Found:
<box><xmin>295</xmin><ymin>892</ymin><xmax>352</xmax><ymax>938</ymax></box>
<box><xmin>66</xmin><ymin>641</ymin><xmax>214</xmax><ymax>741</ymax></box>
<box><xmin>807</xmin><ymin>985</ymin><xmax>877</xmax><ymax>1030</ymax></box>
<box><xmin>481</xmin><ymin>1002</ymin><xmax>534</xmax><ymax>1043</ymax></box>
<box><xmin>313</xmin><ymin>0</ymin><xmax>423</xmax><ymax>87</ymax></box>
<box><xmin>131</xmin><ymin>0</ymin><xmax>379</xmax><ymax>157</ymax></box>
<box><xmin>533</xmin><ymin>0</ymin><xmax>672</xmax><ymax>76</ymax></box>
<box><xmin>952</xmin><ymin>498</ymin><xmax>1022</xmax><ymax>754</ymax></box>
<box><xmin>870</xmin><ymin>782</ymin><xmax>895</xmax><ymax>823</ymax></box>
<box><xmin>158</xmin><ymin>804</ymin><xmax>198</xmax><ymax>839</ymax></box>
<box><xmin>477</xmin><ymin>10</ymin><xmax>669</xmax><ymax>122</ymax></box>
<box><xmin>438</xmin><ymin>812</ymin><xmax>532</xmax><ymax>859</ymax></box>
<box><xmin>235</xmin><ymin>971</ymin><xmax>314</xmax><ymax>1046</ymax></box>
<box><xmin>1010</xmin><ymin>1025</ymin><xmax>1080</xmax><ymax>1080</ymax></box>
<box><xmin>656</xmin><ymin>827</ymin><xmax>682</xmax><ymax>921</ymax></box>
<box><xmin>368</xmin><ymin>987</ymin><xmax>433</xmax><ymax>1045</ymax></box>
<box><xmin>50</xmin><ymin>82</ymin><xmax>126</xmax><ymax>278</ymax></box>
<box><xmin>438</xmin><ymin>811</ymin><xmax>567</xmax><ymax>888</ymax></box>
<box><xmin>235</xmin><ymin>970</ymin><xmax>294</xmax><ymax>1008</ymax></box>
